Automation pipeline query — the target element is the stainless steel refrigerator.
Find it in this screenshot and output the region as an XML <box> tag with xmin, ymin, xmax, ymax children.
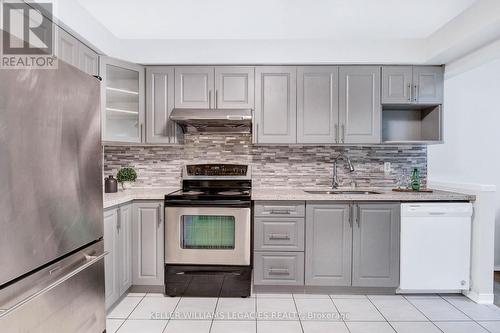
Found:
<box><xmin>0</xmin><ymin>60</ymin><xmax>105</xmax><ymax>332</ymax></box>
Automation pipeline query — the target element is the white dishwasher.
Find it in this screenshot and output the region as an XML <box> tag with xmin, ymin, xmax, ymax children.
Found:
<box><xmin>399</xmin><ymin>202</ymin><xmax>473</xmax><ymax>292</ymax></box>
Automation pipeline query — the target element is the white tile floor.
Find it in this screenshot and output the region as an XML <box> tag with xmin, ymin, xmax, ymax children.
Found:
<box><xmin>107</xmin><ymin>293</ymin><xmax>500</xmax><ymax>333</ymax></box>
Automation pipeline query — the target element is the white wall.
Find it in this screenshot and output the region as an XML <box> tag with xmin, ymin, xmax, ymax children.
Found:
<box><xmin>428</xmin><ymin>55</ymin><xmax>500</xmax><ymax>267</ymax></box>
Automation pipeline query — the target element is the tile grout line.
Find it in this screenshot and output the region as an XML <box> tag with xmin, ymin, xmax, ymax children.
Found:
<box><xmin>365</xmin><ymin>296</ymin><xmax>397</xmax><ymax>333</ymax></box>
<box><xmin>401</xmin><ymin>295</ymin><xmax>446</xmax><ymax>333</ymax></box>
<box><xmin>291</xmin><ymin>293</ymin><xmax>305</xmax><ymax>333</ymax></box>
<box><xmin>161</xmin><ymin>295</ymin><xmax>182</xmax><ymax>333</ymax></box>
<box><xmin>438</xmin><ymin>294</ymin><xmax>496</xmax><ymax>333</ymax></box>
<box><xmin>328</xmin><ymin>295</ymin><xmax>353</xmax><ymax>333</ymax></box>
<box><xmin>115</xmin><ymin>294</ymin><xmax>147</xmax><ymax>333</ymax></box>
<box><xmin>208</xmin><ymin>297</ymin><xmax>220</xmax><ymax>333</ymax></box>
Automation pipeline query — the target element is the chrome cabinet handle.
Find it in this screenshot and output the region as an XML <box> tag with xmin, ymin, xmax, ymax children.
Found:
<box><xmin>208</xmin><ymin>90</ymin><xmax>212</xmax><ymax>109</ymax></box>
<box><xmin>255</xmin><ymin>122</ymin><xmax>259</xmax><ymax>143</ymax></box>
<box><xmin>341</xmin><ymin>124</ymin><xmax>345</xmax><ymax>143</ymax></box>
<box><xmin>269</xmin><ymin>209</ymin><xmax>291</xmax><ymax>215</ymax></box>
<box><xmin>349</xmin><ymin>204</ymin><xmax>353</xmax><ymax>228</ymax></box>
<box><xmin>117</xmin><ymin>208</ymin><xmax>121</xmax><ymax>232</ymax></box>
<box><xmin>215</xmin><ymin>90</ymin><xmax>218</xmax><ymax>109</ymax></box>
<box><xmin>268</xmin><ymin>268</ymin><xmax>290</xmax><ymax>275</ymax></box>
<box><xmin>334</xmin><ymin>124</ymin><xmax>339</xmax><ymax>143</ymax></box>
<box><xmin>140</xmin><ymin>123</ymin><xmax>144</xmax><ymax>142</ymax></box>
<box><xmin>407</xmin><ymin>83</ymin><xmax>412</xmax><ymax>102</ymax></box>
<box><xmin>356</xmin><ymin>204</ymin><xmax>360</xmax><ymax>227</ymax></box>
<box><xmin>414</xmin><ymin>84</ymin><xmax>418</xmax><ymax>102</ymax></box>
<box><xmin>269</xmin><ymin>234</ymin><xmax>291</xmax><ymax>240</ymax></box>
<box><xmin>157</xmin><ymin>204</ymin><xmax>162</xmax><ymax>227</ymax></box>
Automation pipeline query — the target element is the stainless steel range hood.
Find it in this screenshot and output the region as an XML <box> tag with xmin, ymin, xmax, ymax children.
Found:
<box><xmin>170</xmin><ymin>109</ymin><xmax>252</xmax><ymax>133</ymax></box>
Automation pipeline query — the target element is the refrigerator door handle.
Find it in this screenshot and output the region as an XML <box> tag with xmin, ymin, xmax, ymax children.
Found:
<box><xmin>0</xmin><ymin>251</ymin><xmax>107</xmax><ymax>317</ymax></box>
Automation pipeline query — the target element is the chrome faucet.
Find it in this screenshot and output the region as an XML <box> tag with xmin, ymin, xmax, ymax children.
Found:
<box><xmin>332</xmin><ymin>153</ymin><xmax>355</xmax><ymax>189</ymax></box>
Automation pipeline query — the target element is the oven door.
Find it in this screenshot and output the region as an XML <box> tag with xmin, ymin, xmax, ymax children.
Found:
<box><xmin>165</xmin><ymin>206</ymin><xmax>251</xmax><ymax>266</ymax></box>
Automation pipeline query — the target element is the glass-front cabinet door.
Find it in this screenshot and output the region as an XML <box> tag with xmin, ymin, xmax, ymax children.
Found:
<box><xmin>101</xmin><ymin>57</ymin><xmax>145</xmax><ymax>143</ymax></box>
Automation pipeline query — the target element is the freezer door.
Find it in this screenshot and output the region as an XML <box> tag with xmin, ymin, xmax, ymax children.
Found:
<box><xmin>0</xmin><ymin>61</ymin><xmax>103</xmax><ymax>286</ymax></box>
<box><xmin>0</xmin><ymin>240</ymin><xmax>106</xmax><ymax>333</ymax></box>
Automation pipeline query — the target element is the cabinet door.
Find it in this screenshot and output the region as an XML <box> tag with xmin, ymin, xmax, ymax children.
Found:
<box><xmin>104</xmin><ymin>208</ymin><xmax>119</xmax><ymax>309</ymax></box>
<box><xmin>101</xmin><ymin>57</ymin><xmax>145</xmax><ymax>143</ymax></box>
<box><xmin>118</xmin><ymin>204</ymin><xmax>133</xmax><ymax>295</ymax></box>
<box><xmin>352</xmin><ymin>203</ymin><xmax>400</xmax><ymax>287</ymax></box>
<box><xmin>255</xmin><ymin>67</ymin><xmax>297</xmax><ymax>143</ymax></box>
<box><xmin>56</xmin><ymin>28</ymin><xmax>79</xmax><ymax>67</ymax></box>
<box><xmin>381</xmin><ymin>66</ymin><xmax>413</xmax><ymax>104</ymax></box>
<box><xmin>297</xmin><ymin>66</ymin><xmax>339</xmax><ymax>144</ymax></box>
<box><xmin>78</xmin><ymin>44</ymin><xmax>99</xmax><ymax>76</ymax></box>
<box><xmin>339</xmin><ymin>66</ymin><xmax>381</xmax><ymax>144</ymax></box>
<box><xmin>215</xmin><ymin>67</ymin><xmax>254</xmax><ymax>109</ymax></box>
<box><xmin>175</xmin><ymin>67</ymin><xmax>214</xmax><ymax>108</ymax></box>
<box><xmin>305</xmin><ymin>203</ymin><xmax>352</xmax><ymax>286</ymax></box>
<box><xmin>132</xmin><ymin>201</ymin><xmax>164</xmax><ymax>286</ymax></box>
<box><xmin>146</xmin><ymin>67</ymin><xmax>180</xmax><ymax>143</ymax></box>
<box><xmin>413</xmin><ymin>66</ymin><xmax>444</xmax><ymax>104</ymax></box>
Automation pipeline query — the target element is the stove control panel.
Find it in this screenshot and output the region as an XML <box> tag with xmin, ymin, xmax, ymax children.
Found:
<box><xmin>185</xmin><ymin>164</ymin><xmax>248</xmax><ymax>177</ymax></box>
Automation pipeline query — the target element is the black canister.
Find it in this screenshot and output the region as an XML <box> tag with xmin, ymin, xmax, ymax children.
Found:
<box><xmin>104</xmin><ymin>175</ymin><xmax>118</xmax><ymax>193</ymax></box>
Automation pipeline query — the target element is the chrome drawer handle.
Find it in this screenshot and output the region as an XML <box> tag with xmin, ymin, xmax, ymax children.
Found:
<box><xmin>269</xmin><ymin>209</ymin><xmax>291</xmax><ymax>215</ymax></box>
<box><xmin>268</xmin><ymin>268</ymin><xmax>290</xmax><ymax>275</ymax></box>
<box><xmin>269</xmin><ymin>234</ymin><xmax>291</xmax><ymax>240</ymax></box>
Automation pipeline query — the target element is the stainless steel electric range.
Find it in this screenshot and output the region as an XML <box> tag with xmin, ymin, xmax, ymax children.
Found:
<box><xmin>164</xmin><ymin>164</ymin><xmax>252</xmax><ymax>297</ymax></box>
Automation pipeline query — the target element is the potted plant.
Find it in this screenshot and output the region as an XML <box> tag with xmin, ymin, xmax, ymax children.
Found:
<box><xmin>116</xmin><ymin>167</ymin><xmax>137</xmax><ymax>190</ymax></box>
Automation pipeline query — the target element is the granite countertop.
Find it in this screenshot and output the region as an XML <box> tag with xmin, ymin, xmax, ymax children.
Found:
<box><xmin>103</xmin><ymin>187</ymin><xmax>179</xmax><ymax>208</ymax></box>
<box><xmin>251</xmin><ymin>187</ymin><xmax>475</xmax><ymax>202</ymax></box>
<box><xmin>104</xmin><ymin>186</ymin><xmax>474</xmax><ymax>208</ymax></box>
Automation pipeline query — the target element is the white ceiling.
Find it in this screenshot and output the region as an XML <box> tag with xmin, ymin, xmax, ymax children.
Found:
<box><xmin>77</xmin><ymin>0</ymin><xmax>476</xmax><ymax>40</ymax></box>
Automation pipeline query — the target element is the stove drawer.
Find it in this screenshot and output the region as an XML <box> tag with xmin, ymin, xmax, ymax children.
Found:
<box><xmin>254</xmin><ymin>201</ymin><xmax>305</xmax><ymax>218</ymax></box>
<box><xmin>254</xmin><ymin>252</ymin><xmax>304</xmax><ymax>285</ymax></box>
<box><xmin>254</xmin><ymin>217</ymin><xmax>304</xmax><ymax>251</ymax></box>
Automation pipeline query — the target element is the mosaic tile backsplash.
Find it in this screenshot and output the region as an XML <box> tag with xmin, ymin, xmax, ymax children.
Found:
<box><xmin>104</xmin><ymin>134</ymin><xmax>427</xmax><ymax>189</ymax></box>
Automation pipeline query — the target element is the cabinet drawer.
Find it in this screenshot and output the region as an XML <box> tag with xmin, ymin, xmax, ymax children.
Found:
<box><xmin>254</xmin><ymin>201</ymin><xmax>305</xmax><ymax>217</ymax></box>
<box><xmin>254</xmin><ymin>252</ymin><xmax>304</xmax><ymax>285</ymax></box>
<box><xmin>254</xmin><ymin>217</ymin><xmax>304</xmax><ymax>251</ymax></box>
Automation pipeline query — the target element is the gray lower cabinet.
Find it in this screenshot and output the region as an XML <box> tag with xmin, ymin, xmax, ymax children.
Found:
<box><xmin>339</xmin><ymin>66</ymin><xmax>381</xmax><ymax>144</ymax></box>
<box><xmin>254</xmin><ymin>217</ymin><xmax>305</xmax><ymax>252</ymax></box>
<box><xmin>297</xmin><ymin>66</ymin><xmax>339</xmax><ymax>144</ymax></box>
<box><xmin>305</xmin><ymin>203</ymin><xmax>352</xmax><ymax>286</ymax></box>
<box><xmin>104</xmin><ymin>203</ymin><xmax>132</xmax><ymax>309</ymax></box>
<box><xmin>132</xmin><ymin>201</ymin><xmax>164</xmax><ymax>286</ymax></box>
<box><xmin>304</xmin><ymin>202</ymin><xmax>400</xmax><ymax>288</ymax></box>
<box><xmin>352</xmin><ymin>203</ymin><xmax>400</xmax><ymax>287</ymax></box>
<box><xmin>254</xmin><ymin>67</ymin><xmax>297</xmax><ymax>143</ymax></box>
<box><xmin>254</xmin><ymin>252</ymin><xmax>305</xmax><ymax>286</ymax></box>
<box><xmin>146</xmin><ymin>66</ymin><xmax>180</xmax><ymax>144</ymax></box>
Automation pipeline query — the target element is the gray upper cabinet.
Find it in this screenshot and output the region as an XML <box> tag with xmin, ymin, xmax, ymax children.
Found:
<box><xmin>413</xmin><ymin>66</ymin><xmax>444</xmax><ymax>104</ymax></box>
<box><xmin>146</xmin><ymin>67</ymin><xmax>180</xmax><ymax>144</ymax></box>
<box><xmin>215</xmin><ymin>67</ymin><xmax>254</xmax><ymax>109</ymax></box>
<box><xmin>305</xmin><ymin>203</ymin><xmax>352</xmax><ymax>286</ymax></box>
<box><xmin>78</xmin><ymin>43</ymin><xmax>99</xmax><ymax>76</ymax></box>
<box><xmin>381</xmin><ymin>66</ymin><xmax>413</xmax><ymax>104</ymax></box>
<box><xmin>352</xmin><ymin>203</ymin><xmax>400</xmax><ymax>288</ymax></box>
<box><xmin>382</xmin><ymin>66</ymin><xmax>443</xmax><ymax>105</ymax></box>
<box><xmin>175</xmin><ymin>67</ymin><xmax>214</xmax><ymax>108</ymax></box>
<box><xmin>297</xmin><ymin>67</ymin><xmax>339</xmax><ymax>144</ymax></box>
<box><xmin>56</xmin><ymin>27</ymin><xmax>79</xmax><ymax>68</ymax></box>
<box><xmin>255</xmin><ymin>66</ymin><xmax>297</xmax><ymax>144</ymax></box>
<box><xmin>339</xmin><ymin>66</ymin><xmax>381</xmax><ymax>144</ymax></box>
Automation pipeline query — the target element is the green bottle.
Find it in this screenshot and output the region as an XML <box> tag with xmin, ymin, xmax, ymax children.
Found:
<box><xmin>411</xmin><ymin>168</ymin><xmax>421</xmax><ymax>191</ymax></box>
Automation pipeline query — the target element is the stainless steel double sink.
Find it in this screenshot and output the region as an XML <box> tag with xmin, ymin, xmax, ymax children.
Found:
<box><xmin>304</xmin><ymin>190</ymin><xmax>381</xmax><ymax>195</ymax></box>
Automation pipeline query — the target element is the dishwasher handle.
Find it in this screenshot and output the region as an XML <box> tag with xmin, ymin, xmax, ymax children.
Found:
<box><xmin>401</xmin><ymin>203</ymin><xmax>473</xmax><ymax>218</ymax></box>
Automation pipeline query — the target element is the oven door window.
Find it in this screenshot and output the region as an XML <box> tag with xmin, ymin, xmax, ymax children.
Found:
<box><xmin>181</xmin><ymin>215</ymin><xmax>235</xmax><ymax>249</ymax></box>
